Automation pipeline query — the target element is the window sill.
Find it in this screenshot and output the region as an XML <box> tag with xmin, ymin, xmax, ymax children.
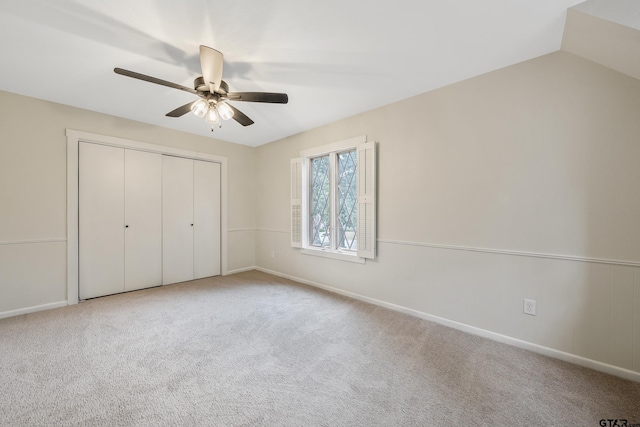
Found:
<box><xmin>300</xmin><ymin>247</ymin><xmax>365</xmax><ymax>264</ymax></box>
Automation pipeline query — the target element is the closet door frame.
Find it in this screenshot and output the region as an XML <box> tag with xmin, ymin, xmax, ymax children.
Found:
<box><xmin>66</xmin><ymin>129</ymin><xmax>228</xmax><ymax>305</ymax></box>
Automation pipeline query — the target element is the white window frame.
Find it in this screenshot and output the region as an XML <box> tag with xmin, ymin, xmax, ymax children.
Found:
<box><xmin>291</xmin><ymin>135</ymin><xmax>376</xmax><ymax>263</ymax></box>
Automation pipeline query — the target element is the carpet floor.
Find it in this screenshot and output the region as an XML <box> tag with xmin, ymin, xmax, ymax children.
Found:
<box><xmin>1</xmin><ymin>270</ymin><xmax>639</xmax><ymax>426</ymax></box>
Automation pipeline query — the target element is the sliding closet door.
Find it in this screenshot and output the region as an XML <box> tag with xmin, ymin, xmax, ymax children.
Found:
<box><xmin>162</xmin><ymin>156</ymin><xmax>194</xmax><ymax>285</ymax></box>
<box><xmin>79</xmin><ymin>142</ymin><xmax>125</xmax><ymax>299</ymax></box>
<box><xmin>124</xmin><ymin>150</ymin><xmax>162</xmax><ymax>291</ymax></box>
<box><xmin>193</xmin><ymin>160</ymin><xmax>221</xmax><ymax>279</ymax></box>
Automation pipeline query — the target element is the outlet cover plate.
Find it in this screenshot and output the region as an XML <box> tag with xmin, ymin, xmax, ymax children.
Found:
<box><xmin>524</xmin><ymin>299</ymin><xmax>536</xmax><ymax>316</ymax></box>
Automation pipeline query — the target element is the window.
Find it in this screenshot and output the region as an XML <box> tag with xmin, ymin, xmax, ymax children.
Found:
<box><xmin>291</xmin><ymin>136</ymin><xmax>376</xmax><ymax>262</ymax></box>
<box><xmin>309</xmin><ymin>149</ymin><xmax>358</xmax><ymax>251</ymax></box>
<box><xmin>310</xmin><ymin>154</ymin><xmax>331</xmax><ymax>248</ymax></box>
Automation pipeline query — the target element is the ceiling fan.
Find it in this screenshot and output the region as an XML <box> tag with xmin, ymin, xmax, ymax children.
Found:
<box><xmin>114</xmin><ymin>45</ymin><xmax>288</xmax><ymax>129</ymax></box>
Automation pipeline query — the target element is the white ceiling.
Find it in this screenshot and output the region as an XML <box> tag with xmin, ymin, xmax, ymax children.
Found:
<box><xmin>0</xmin><ymin>0</ymin><xmax>584</xmax><ymax>147</ymax></box>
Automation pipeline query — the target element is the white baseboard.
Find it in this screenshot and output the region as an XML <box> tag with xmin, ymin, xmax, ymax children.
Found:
<box><xmin>225</xmin><ymin>266</ymin><xmax>258</xmax><ymax>275</ymax></box>
<box><xmin>0</xmin><ymin>301</ymin><xmax>68</xmax><ymax>320</ymax></box>
<box><xmin>254</xmin><ymin>266</ymin><xmax>640</xmax><ymax>383</ymax></box>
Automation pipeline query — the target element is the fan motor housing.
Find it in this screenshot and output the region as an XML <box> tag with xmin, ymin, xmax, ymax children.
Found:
<box><xmin>194</xmin><ymin>76</ymin><xmax>229</xmax><ymax>94</ymax></box>
<box><xmin>194</xmin><ymin>76</ymin><xmax>207</xmax><ymax>92</ymax></box>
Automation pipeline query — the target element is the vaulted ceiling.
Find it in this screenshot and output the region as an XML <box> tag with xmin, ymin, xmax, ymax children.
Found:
<box><xmin>0</xmin><ymin>0</ymin><xmax>635</xmax><ymax>147</ymax></box>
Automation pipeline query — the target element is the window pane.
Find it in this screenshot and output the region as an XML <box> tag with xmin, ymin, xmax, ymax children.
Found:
<box><xmin>310</xmin><ymin>156</ymin><xmax>330</xmax><ymax>248</ymax></box>
<box><xmin>337</xmin><ymin>150</ymin><xmax>357</xmax><ymax>251</ymax></box>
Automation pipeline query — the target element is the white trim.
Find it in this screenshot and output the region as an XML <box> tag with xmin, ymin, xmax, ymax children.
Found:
<box><xmin>256</xmin><ymin>228</ymin><xmax>289</xmax><ymax>234</ymax></box>
<box><xmin>378</xmin><ymin>239</ymin><xmax>640</xmax><ymax>267</ymax></box>
<box><xmin>300</xmin><ymin>135</ymin><xmax>366</xmax><ymax>158</ymax></box>
<box><xmin>0</xmin><ymin>301</ymin><xmax>68</xmax><ymax>320</ymax></box>
<box><xmin>65</xmin><ymin>129</ymin><xmax>226</xmax><ymax>163</ymax></box>
<box><xmin>290</xmin><ymin>157</ymin><xmax>303</xmax><ymax>248</ymax></box>
<box><xmin>225</xmin><ymin>266</ymin><xmax>258</xmax><ymax>275</ymax></box>
<box><xmin>249</xmin><ymin>233</ymin><xmax>640</xmax><ymax>267</ymax></box>
<box><xmin>220</xmin><ymin>161</ymin><xmax>228</xmax><ymax>277</ymax></box>
<box><xmin>634</xmin><ymin>269</ymin><xmax>638</xmax><ymax>372</ymax></box>
<box><xmin>300</xmin><ymin>248</ymin><xmax>365</xmax><ymax>264</ymax></box>
<box><xmin>67</xmin><ymin>136</ymin><xmax>79</xmax><ymax>305</ymax></box>
<box><xmin>356</xmin><ymin>141</ymin><xmax>376</xmax><ymax>259</ymax></box>
<box><xmin>254</xmin><ymin>266</ymin><xmax>640</xmax><ymax>383</ymax></box>
<box><xmin>224</xmin><ymin>228</ymin><xmax>292</xmax><ymax>234</ymax></box>
<box><xmin>229</xmin><ymin>228</ymin><xmax>289</xmax><ymax>234</ymax></box>
<box><xmin>0</xmin><ymin>238</ymin><xmax>66</xmax><ymax>246</ymax></box>
<box><xmin>66</xmin><ymin>129</ymin><xmax>229</xmax><ymax>306</ymax></box>
<box><xmin>250</xmin><ymin>232</ymin><xmax>640</xmax><ymax>267</ymax></box>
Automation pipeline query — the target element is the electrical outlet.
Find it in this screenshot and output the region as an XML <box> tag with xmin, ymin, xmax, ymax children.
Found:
<box><xmin>523</xmin><ymin>299</ymin><xmax>536</xmax><ymax>316</ymax></box>
<box><xmin>270</xmin><ymin>250</ymin><xmax>275</xmax><ymax>259</ymax></box>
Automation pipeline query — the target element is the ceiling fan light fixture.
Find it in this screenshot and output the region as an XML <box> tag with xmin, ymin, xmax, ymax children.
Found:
<box><xmin>217</xmin><ymin>102</ymin><xmax>234</xmax><ymax>121</ymax></box>
<box><xmin>191</xmin><ymin>98</ymin><xmax>209</xmax><ymax>118</ymax></box>
<box><xmin>115</xmin><ymin>45</ymin><xmax>287</xmax><ymax>129</ymax></box>
<box><xmin>205</xmin><ymin>106</ymin><xmax>220</xmax><ymax>124</ymax></box>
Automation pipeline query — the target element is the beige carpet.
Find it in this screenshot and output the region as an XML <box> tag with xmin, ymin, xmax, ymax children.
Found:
<box><xmin>1</xmin><ymin>270</ymin><xmax>639</xmax><ymax>426</ymax></box>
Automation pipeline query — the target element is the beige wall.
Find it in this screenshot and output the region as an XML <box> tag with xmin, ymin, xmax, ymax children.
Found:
<box><xmin>2</xmin><ymin>49</ymin><xmax>640</xmax><ymax>377</ymax></box>
<box><xmin>254</xmin><ymin>51</ymin><xmax>640</xmax><ymax>374</ymax></box>
<box><xmin>0</xmin><ymin>90</ymin><xmax>256</xmax><ymax>313</ymax></box>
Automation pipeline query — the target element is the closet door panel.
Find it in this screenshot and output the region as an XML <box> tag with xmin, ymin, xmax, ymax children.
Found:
<box><xmin>125</xmin><ymin>149</ymin><xmax>162</xmax><ymax>292</ymax></box>
<box><xmin>79</xmin><ymin>142</ymin><xmax>125</xmax><ymax>299</ymax></box>
<box><xmin>162</xmin><ymin>156</ymin><xmax>194</xmax><ymax>285</ymax></box>
<box><xmin>194</xmin><ymin>160</ymin><xmax>221</xmax><ymax>279</ymax></box>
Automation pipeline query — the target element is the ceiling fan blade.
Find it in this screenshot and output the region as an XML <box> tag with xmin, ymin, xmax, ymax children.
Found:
<box><xmin>166</xmin><ymin>101</ymin><xmax>195</xmax><ymax>117</ymax></box>
<box><xmin>114</xmin><ymin>68</ymin><xmax>198</xmax><ymax>95</ymax></box>
<box><xmin>226</xmin><ymin>92</ymin><xmax>288</xmax><ymax>104</ymax></box>
<box><xmin>199</xmin><ymin>45</ymin><xmax>223</xmax><ymax>93</ymax></box>
<box><xmin>227</xmin><ymin>104</ymin><xmax>254</xmax><ymax>126</ymax></box>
